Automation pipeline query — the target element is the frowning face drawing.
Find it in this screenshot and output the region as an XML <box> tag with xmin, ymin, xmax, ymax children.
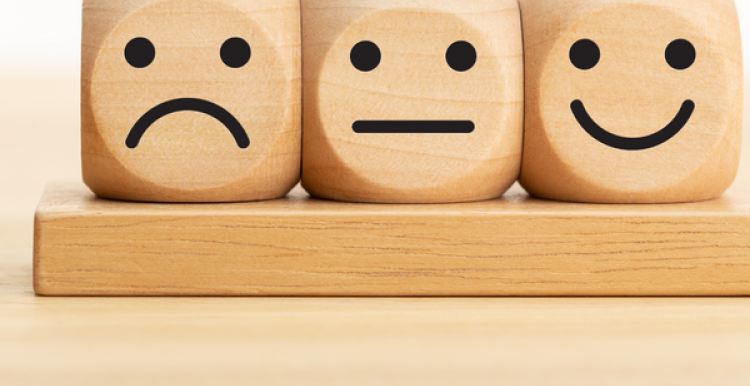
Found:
<box><xmin>83</xmin><ymin>0</ymin><xmax>301</xmax><ymax>202</ymax></box>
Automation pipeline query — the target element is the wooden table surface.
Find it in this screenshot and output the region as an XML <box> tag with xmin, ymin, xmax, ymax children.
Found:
<box><xmin>2</xmin><ymin>74</ymin><xmax>750</xmax><ymax>385</ymax></box>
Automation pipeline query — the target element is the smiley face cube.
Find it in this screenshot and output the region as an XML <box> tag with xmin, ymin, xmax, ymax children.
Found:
<box><xmin>519</xmin><ymin>0</ymin><xmax>743</xmax><ymax>203</ymax></box>
<box><xmin>301</xmin><ymin>0</ymin><xmax>524</xmax><ymax>203</ymax></box>
<box><xmin>82</xmin><ymin>0</ymin><xmax>301</xmax><ymax>202</ymax></box>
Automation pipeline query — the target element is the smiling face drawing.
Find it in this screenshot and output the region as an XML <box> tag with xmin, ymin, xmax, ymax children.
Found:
<box><xmin>82</xmin><ymin>0</ymin><xmax>301</xmax><ymax>202</ymax></box>
<box><xmin>302</xmin><ymin>1</ymin><xmax>524</xmax><ymax>203</ymax></box>
<box><xmin>519</xmin><ymin>0</ymin><xmax>743</xmax><ymax>203</ymax></box>
<box><xmin>569</xmin><ymin>38</ymin><xmax>697</xmax><ymax>151</ymax></box>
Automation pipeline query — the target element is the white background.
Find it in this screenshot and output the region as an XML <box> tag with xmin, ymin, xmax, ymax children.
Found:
<box><xmin>0</xmin><ymin>0</ymin><xmax>748</xmax><ymax>72</ymax></box>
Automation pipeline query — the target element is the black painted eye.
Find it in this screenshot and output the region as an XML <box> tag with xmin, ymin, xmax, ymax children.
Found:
<box><xmin>221</xmin><ymin>38</ymin><xmax>251</xmax><ymax>68</ymax></box>
<box><xmin>350</xmin><ymin>41</ymin><xmax>381</xmax><ymax>72</ymax></box>
<box><xmin>570</xmin><ymin>39</ymin><xmax>600</xmax><ymax>70</ymax></box>
<box><xmin>666</xmin><ymin>39</ymin><xmax>695</xmax><ymax>70</ymax></box>
<box><xmin>446</xmin><ymin>41</ymin><xmax>477</xmax><ymax>72</ymax></box>
<box><xmin>125</xmin><ymin>37</ymin><xmax>155</xmax><ymax>68</ymax></box>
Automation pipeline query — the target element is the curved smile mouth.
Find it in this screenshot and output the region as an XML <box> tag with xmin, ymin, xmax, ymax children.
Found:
<box><xmin>353</xmin><ymin>120</ymin><xmax>475</xmax><ymax>134</ymax></box>
<box><xmin>125</xmin><ymin>98</ymin><xmax>250</xmax><ymax>149</ymax></box>
<box><xmin>571</xmin><ymin>100</ymin><xmax>695</xmax><ymax>151</ymax></box>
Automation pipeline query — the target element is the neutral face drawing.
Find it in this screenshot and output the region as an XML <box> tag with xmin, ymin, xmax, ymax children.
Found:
<box><xmin>348</xmin><ymin>39</ymin><xmax>478</xmax><ymax>134</ymax></box>
<box><xmin>302</xmin><ymin>1</ymin><xmax>525</xmax><ymax>203</ymax></box>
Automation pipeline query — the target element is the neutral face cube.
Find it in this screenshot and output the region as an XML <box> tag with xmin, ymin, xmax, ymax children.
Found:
<box><xmin>301</xmin><ymin>0</ymin><xmax>524</xmax><ymax>203</ymax></box>
<box><xmin>82</xmin><ymin>0</ymin><xmax>301</xmax><ymax>202</ymax></box>
<box><xmin>519</xmin><ymin>0</ymin><xmax>743</xmax><ymax>203</ymax></box>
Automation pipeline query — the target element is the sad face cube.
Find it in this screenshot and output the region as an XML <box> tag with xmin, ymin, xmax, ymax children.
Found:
<box><xmin>519</xmin><ymin>0</ymin><xmax>743</xmax><ymax>203</ymax></box>
<box><xmin>301</xmin><ymin>0</ymin><xmax>524</xmax><ymax>203</ymax></box>
<box><xmin>82</xmin><ymin>0</ymin><xmax>301</xmax><ymax>202</ymax></box>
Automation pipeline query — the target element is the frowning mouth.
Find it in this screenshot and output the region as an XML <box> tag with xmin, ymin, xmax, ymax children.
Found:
<box><xmin>571</xmin><ymin>100</ymin><xmax>695</xmax><ymax>151</ymax></box>
<box><xmin>352</xmin><ymin>120</ymin><xmax>475</xmax><ymax>134</ymax></box>
<box><xmin>125</xmin><ymin>98</ymin><xmax>250</xmax><ymax>149</ymax></box>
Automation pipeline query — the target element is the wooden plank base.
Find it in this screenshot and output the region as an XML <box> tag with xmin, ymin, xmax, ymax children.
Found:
<box><xmin>34</xmin><ymin>182</ymin><xmax>750</xmax><ymax>296</ymax></box>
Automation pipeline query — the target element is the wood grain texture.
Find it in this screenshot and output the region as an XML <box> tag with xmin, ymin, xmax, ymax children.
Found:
<box><xmin>7</xmin><ymin>75</ymin><xmax>750</xmax><ymax>386</ymax></box>
<box><xmin>519</xmin><ymin>0</ymin><xmax>743</xmax><ymax>203</ymax></box>
<box><xmin>34</xmin><ymin>178</ymin><xmax>750</xmax><ymax>296</ymax></box>
<box><xmin>301</xmin><ymin>0</ymin><xmax>524</xmax><ymax>203</ymax></box>
<box><xmin>9</xmin><ymin>267</ymin><xmax>750</xmax><ymax>385</ymax></box>
<box><xmin>82</xmin><ymin>0</ymin><xmax>301</xmax><ymax>203</ymax></box>
<box><xmin>7</xmin><ymin>74</ymin><xmax>750</xmax><ymax>386</ymax></box>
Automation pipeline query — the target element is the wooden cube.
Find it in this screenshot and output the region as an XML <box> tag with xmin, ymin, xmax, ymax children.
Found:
<box><xmin>519</xmin><ymin>0</ymin><xmax>743</xmax><ymax>203</ymax></box>
<box><xmin>82</xmin><ymin>0</ymin><xmax>301</xmax><ymax>202</ymax></box>
<box><xmin>301</xmin><ymin>0</ymin><xmax>524</xmax><ymax>204</ymax></box>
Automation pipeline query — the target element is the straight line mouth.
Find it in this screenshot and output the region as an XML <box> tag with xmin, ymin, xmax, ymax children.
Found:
<box><xmin>353</xmin><ymin>120</ymin><xmax>475</xmax><ymax>134</ymax></box>
<box><xmin>126</xmin><ymin>98</ymin><xmax>250</xmax><ymax>149</ymax></box>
